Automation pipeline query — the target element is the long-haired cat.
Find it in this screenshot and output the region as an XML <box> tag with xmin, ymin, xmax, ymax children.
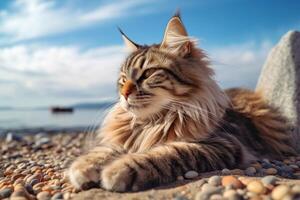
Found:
<box><xmin>68</xmin><ymin>12</ymin><xmax>295</xmax><ymax>192</ymax></box>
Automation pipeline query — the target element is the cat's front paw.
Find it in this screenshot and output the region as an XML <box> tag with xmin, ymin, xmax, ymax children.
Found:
<box><xmin>101</xmin><ymin>160</ymin><xmax>137</xmax><ymax>192</ymax></box>
<box><xmin>68</xmin><ymin>158</ymin><xmax>101</xmax><ymax>190</ymax></box>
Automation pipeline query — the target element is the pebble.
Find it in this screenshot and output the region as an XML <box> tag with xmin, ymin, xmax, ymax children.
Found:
<box><xmin>230</xmin><ymin>169</ymin><xmax>244</xmax><ymax>175</ymax></box>
<box><xmin>37</xmin><ymin>191</ymin><xmax>51</xmax><ymax>200</ymax></box>
<box><xmin>223</xmin><ymin>189</ymin><xmax>241</xmax><ymax>200</ymax></box>
<box><xmin>51</xmin><ymin>192</ymin><xmax>64</xmax><ymax>200</ymax></box>
<box><xmin>184</xmin><ymin>171</ymin><xmax>199</xmax><ymax>179</ymax></box>
<box><xmin>261</xmin><ymin>175</ymin><xmax>278</xmax><ymax>186</ymax></box>
<box><xmin>264</xmin><ymin>168</ymin><xmax>278</xmax><ymax>175</ymax></box>
<box><xmin>0</xmin><ymin>187</ymin><xmax>13</xmax><ymax>198</ymax></box>
<box><xmin>245</xmin><ymin>167</ymin><xmax>256</xmax><ymax>176</ymax></box>
<box><xmin>247</xmin><ymin>180</ymin><xmax>266</xmax><ymax>194</ymax></box>
<box><xmin>208</xmin><ymin>176</ymin><xmax>221</xmax><ymax>186</ymax></box>
<box><xmin>221</xmin><ymin>176</ymin><xmax>243</xmax><ymax>189</ymax></box>
<box><xmin>221</xmin><ymin>168</ymin><xmax>231</xmax><ymax>175</ymax></box>
<box><xmin>271</xmin><ymin>185</ymin><xmax>290</xmax><ymax>200</ymax></box>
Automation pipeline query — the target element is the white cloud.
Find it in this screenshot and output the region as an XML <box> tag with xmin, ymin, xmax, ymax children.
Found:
<box><xmin>0</xmin><ymin>0</ymin><xmax>156</xmax><ymax>43</ymax></box>
<box><xmin>208</xmin><ymin>40</ymin><xmax>273</xmax><ymax>88</ymax></box>
<box><xmin>0</xmin><ymin>37</ymin><xmax>274</xmax><ymax>107</ymax></box>
<box><xmin>0</xmin><ymin>44</ymin><xmax>126</xmax><ymax>106</ymax></box>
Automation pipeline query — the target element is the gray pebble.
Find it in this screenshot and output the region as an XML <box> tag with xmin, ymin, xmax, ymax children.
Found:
<box><xmin>51</xmin><ymin>193</ymin><xmax>64</xmax><ymax>200</ymax></box>
<box><xmin>208</xmin><ymin>176</ymin><xmax>221</xmax><ymax>186</ymax></box>
<box><xmin>245</xmin><ymin>167</ymin><xmax>256</xmax><ymax>176</ymax></box>
<box><xmin>0</xmin><ymin>188</ymin><xmax>13</xmax><ymax>198</ymax></box>
<box><xmin>261</xmin><ymin>175</ymin><xmax>278</xmax><ymax>186</ymax></box>
<box><xmin>221</xmin><ymin>168</ymin><xmax>231</xmax><ymax>175</ymax></box>
<box><xmin>184</xmin><ymin>170</ymin><xmax>199</xmax><ymax>179</ymax></box>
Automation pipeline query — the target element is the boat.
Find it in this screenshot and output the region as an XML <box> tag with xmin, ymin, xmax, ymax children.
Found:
<box><xmin>51</xmin><ymin>107</ymin><xmax>74</xmax><ymax>113</ymax></box>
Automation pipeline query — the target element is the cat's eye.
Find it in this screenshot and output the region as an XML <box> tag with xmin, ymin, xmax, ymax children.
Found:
<box><xmin>141</xmin><ymin>68</ymin><xmax>157</xmax><ymax>79</ymax></box>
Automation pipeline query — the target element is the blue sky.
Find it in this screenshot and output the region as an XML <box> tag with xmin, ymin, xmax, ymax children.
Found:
<box><xmin>0</xmin><ymin>0</ymin><xmax>300</xmax><ymax>107</ymax></box>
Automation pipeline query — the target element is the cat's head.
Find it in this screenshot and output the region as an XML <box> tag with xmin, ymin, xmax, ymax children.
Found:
<box><xmin>118</xmin><ymin>13</ymin><xmax>223</xmax><ymax>119</ymax></box>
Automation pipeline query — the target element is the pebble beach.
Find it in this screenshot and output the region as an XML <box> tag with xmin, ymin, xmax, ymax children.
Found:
<box><xmin>1</xmin><ymin>132</ymin><xmax>300</xmax><ymax>200</ymax></box>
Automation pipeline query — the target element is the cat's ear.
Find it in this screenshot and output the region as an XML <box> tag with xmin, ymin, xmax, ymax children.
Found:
<box><xmin>118</xmin><ymin>27</ymin><xmax>139</xmax><ymax>52</ymax></box>
<box><xmin>160</xmin><ymin>12</ymin><xmax>192</xmax><ymax>57</ymax></box>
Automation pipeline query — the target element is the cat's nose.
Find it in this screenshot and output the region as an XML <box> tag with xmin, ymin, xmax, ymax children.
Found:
<box><xmin>121</xmin><ymin>80</ymin><xmax>135</xmax><ymax>100</ymax></box>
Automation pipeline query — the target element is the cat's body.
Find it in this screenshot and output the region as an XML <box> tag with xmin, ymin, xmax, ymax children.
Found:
<box><xmin>68</xmin><ymin>13</ymin><xmax>295</xmax><ymax>192</ymax></box>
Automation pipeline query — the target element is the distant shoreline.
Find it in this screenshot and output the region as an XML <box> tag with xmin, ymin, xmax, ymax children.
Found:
<box><xmin>0</xmin><ymin>126</ymin><xmax>99</xmax><ymax>136</ymax></box>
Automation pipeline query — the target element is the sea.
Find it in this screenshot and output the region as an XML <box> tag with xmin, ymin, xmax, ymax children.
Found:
<box><xmin>0</xmin><ymin>108</ymin><xmax>110</xmax><ymax>134</ymax></box>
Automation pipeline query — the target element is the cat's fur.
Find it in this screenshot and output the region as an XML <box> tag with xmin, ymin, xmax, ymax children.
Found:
<box><xmin>68</xmin><ymin>13</ymin><xmax>295</xmax><ymax>192</ymax></box>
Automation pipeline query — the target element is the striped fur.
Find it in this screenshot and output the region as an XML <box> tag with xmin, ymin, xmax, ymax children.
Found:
<box><xmin>68</xmin><ymin>13</ymin><xmax>295</xmax><ymax>192</ymax></box>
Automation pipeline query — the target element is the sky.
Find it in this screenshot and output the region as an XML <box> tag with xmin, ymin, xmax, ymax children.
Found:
<box><xmin>0</xmin><ymin>0</ymin><xmax>300</xmax><ymax>108</ymax></box>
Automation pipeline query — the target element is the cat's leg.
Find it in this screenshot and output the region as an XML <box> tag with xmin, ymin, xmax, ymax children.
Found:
<box><xmin>101</xmin><ymin>137</ymin><xmax>242</xmax><ymax>192</ymax></box>
<box><xmin>68</xmin><ymin>144</ymin><xmax>125</xmax><ymax>190</ymax></box>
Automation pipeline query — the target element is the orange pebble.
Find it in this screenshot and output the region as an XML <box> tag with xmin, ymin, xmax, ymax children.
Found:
<box><xmin>222</xmin><ymin>176</ymin><xmax>244</xmax><ymax>189</ymax></box>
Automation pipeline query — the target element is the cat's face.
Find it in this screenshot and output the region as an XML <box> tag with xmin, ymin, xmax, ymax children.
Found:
<box><xmin>118</xmin><ymin>14</ymin><xmax>209</xmax><ymax>118</ymax></box>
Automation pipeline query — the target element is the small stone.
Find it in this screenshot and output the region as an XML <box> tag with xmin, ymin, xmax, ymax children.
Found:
<box><xmin>184</xmin><ymin>171</ymin><xmax>198</xmax><ymax>179</ymax></box>
<box><xmin>247</xmin><ymin>180</ymin><xmax>266</xmax><ymax>194</ymax></box>
<box><xmin>26</xmin><ymin>174</ymin><xmax>42</xmax><ymax>184</ymax></box>
<box><xmin>221</xmin><ymin>168</ymin><xmax>231</xmax><ymax>175</ymax></box>
<box><xmin>264</xmin><ymin>168</ymin><xmax>278</xmax><ymax>175</ymax></box>
<box><xmin>51</xmin><ymin>192</ymin><xmax>63</xmax><ymax>200</ymax></box>
<box><xmin>272</xmin><ymin>185</ymin><xmax>291</xmax><ymax>200</ymax></box>
<box><xmin>177</xmin><ymin>176</ymin><xmax>184</xmax><ymax>181</ymax></box>
<box><xmin>0</xmin><ymin>187</ymin><xmax>13</xmax><ymax>198</ymax></box>
<box><xmin>230</xmin><ymin>169</ymin><xmax>244</xmax><ymax>175</ymax></box>
<box><xmin>208</xmin><ymin>176</ymin><xmax>221</xmax><ymax>186</ymax></box>
<box><xmin>223</xmin><ymin>190</ymin><xmax>241</xmax><ymax>200</ymax></box>
<box><xmin>222</xmin><ymin>176</ymin><xmax>243</xmax><ymax>189</ymax></box>
<box><xmin>261</xmin><ymin>175</ymin><xmax>278</xmax><ymax>186</ymax></box>
<box><xmin>245</xmin><ymin>167</ymin><xmax>256</xmax><ymax>176</ymax></box>
<box><xmin>37</xmin><ymin>191</ymin><xmax>51</xmax><ymax>200</ymax></box>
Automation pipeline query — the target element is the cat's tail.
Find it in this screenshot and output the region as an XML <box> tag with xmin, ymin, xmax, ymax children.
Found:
<box><xmin>225</xmin><ymin>88</ymin><xmax>297</xmax><ymax>158</ymax></box>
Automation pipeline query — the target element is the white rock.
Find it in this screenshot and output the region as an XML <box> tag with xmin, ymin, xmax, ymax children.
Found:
<box><xmin>184</xmin><ymin>170</ymin><xmax>199</xmax><ymax>179</ymax></box>
<box><xmin>256</xmin><ymin>31</ymin><xmax>300</xmax><ymax>152</ymax></box>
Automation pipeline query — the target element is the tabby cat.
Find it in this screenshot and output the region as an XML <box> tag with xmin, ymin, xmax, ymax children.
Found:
<box><xmin>68</xmin><ymin>12</ymin><xmax>295</xmax><ymax>192</ymax></box>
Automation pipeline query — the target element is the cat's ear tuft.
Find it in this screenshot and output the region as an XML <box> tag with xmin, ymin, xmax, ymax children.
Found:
<box><xmin>160</xmin><ymin>12</ymin><xmax>192</xmax><ymax>57</ymax></box>
<box><xmin>118</xmin><ymin>27</ymin><xmax>139</xmax><ymax>52</ymax></box>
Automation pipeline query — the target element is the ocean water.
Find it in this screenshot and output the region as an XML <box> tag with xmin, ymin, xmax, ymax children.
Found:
<box><xmin>0</xmin><ymin>108</ymin><xmax>108</xmax><ymax>130</ymax></box>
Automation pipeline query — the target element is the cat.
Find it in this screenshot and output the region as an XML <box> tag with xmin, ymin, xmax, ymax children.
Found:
<box><xmin>68</xmin><ymin>12</ymin><xmax>296</xmax><ymax>192</ymax></box>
